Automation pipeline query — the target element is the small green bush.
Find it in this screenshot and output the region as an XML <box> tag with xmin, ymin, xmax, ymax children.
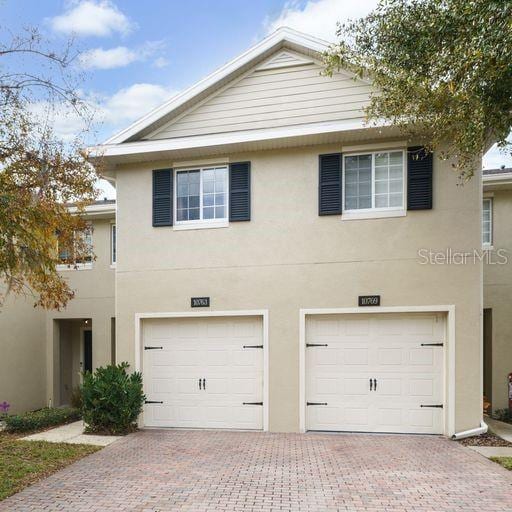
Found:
<box><xmin>82</xmin><ymin>362</ymin><xmax>145</xmax><ymax>435</ymax></box>
<box><xmin>5</xmin><ymin>407</ymin><xmax>81</xmax><ymax>433</ymax></box>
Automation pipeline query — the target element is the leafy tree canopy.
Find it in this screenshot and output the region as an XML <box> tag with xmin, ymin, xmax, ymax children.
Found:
<box><xmin>0</xmin><ymin>27</ymin><xmax>98</xmax><ymax>309</ymax></box>
<box><xmin>324</xmin><ymin>0</ymin><xmax>512</xmax><ymax>178</ymax></box>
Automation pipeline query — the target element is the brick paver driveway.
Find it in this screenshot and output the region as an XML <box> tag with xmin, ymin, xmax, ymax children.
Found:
<box><xmin>2</xmin><ymin>430</ymin><xmax>512</xmax><ymax>511</ymax></box>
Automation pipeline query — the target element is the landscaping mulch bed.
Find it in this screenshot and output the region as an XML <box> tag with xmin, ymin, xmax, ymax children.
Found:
<box><xmin>457</xmin><ymin>432</ymin><xmax>512</xmax><ymax>447</ymax></box>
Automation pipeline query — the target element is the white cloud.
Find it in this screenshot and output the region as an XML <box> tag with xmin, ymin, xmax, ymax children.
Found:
<box><xmin>99</xmin><ymin>83</ymin><xmax>177</xmax><ymax>126</ymax></box>
<box><xmin>483</xmin><ymin>143</ymin><xmax>512</xmax><ymax>170</ymax></box>
<box><xmin>79</xmin><ymin>46</ymin><xmax>139</xmax><ymax>69</ymax></box>
<box><xmin>28</xmin><ymin>83</ymin><xmax>177</xmax><ymax>144</ymax></box>
<box><xmin>153</xmin><ymin>57</ymin><xmax>170</xmax><ymax>69</ymax></box>
<box><xmin>265</xmin><ymin>0</ymin><xmax>378</xmax><ymax>42</ymax></box>
<box><xmin>79</xmin><ymin>41</ymin><xmax>168</xmax><ymax>70</ymax></box>
<box><xmin>50</xmin><ymin>0</ymin><xmax>134</xmax><ymax>37</ymax></box>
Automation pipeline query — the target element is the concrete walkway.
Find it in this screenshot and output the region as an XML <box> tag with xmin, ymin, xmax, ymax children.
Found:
<box><xmin>488</xmin><ymin>416</ymin><xmax>512</xmax><ymax>442</ymax></box>
<box><xmin>470</xmin><ymin>445</ymin><xmax>512</xmax><ymax>457</ymax></box>
<box><xmin>21</xmin><ymin>421</ymin><xmax>121</xmax><ymax>446</ymax></box>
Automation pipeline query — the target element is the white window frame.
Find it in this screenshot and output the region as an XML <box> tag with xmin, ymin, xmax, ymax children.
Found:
<box><xmin>110</xmin><ymin>223</ymin><xmax>116</xmax><ymax>267</ymax></box>
<box><xmin>342</xmin><ymin>149</ymin><xmax>407</xmax><ymax>221</ymax></box>
<box><xmin>174</xmin><ymin>166</ymin><xmax>229</xmax><ymax>231</ymax></box>
<box><xmin>56</xmin><ymin>224</ymin><xmax>93</xmax><ymax>271</ymax></box>
<box><xmin>482</xmin><ymin>198</ymin><xmax>493</xmax><ymax>248</ymax></box>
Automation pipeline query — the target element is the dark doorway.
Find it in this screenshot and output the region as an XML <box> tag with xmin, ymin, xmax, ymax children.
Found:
<box><xmin>483</xmin><ymin>309</ymin><xmax>492</xmax><ymax>410</ymax></box>
<box><xmin>84</xmin><ymin>330</ymin><xmax>93</xmax><ymax>373</ymax></box>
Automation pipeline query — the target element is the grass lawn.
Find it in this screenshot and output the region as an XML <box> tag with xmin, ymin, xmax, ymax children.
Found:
<box><xmin>490</xmin><ymin>457</ymin><xmax>512</xmax><ymax>471</ymax></box>
<box><xmin>0</xmin><ymin>433</ymin><xmax>100</xmax><ymax>501</ymax></box>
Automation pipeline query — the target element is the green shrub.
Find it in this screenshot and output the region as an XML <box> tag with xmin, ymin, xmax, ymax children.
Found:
<box><xmin>82</xmin><ymin>362</ymin><xmax>145</xmax><ymax>435</ymax></box>
<box><xmin>492</xmin><ymin>409</ymin><xmax>512</xmax><ymax>423</ymax></box>
<box><xmin>70</xmin><ymin>386</ymin><xmax>83</xmax><ymax>410</ymax></box>
<box><xmin>5</xmin><ymin>407</ymin><xmax>81</xmax><ymax>433</ymax></box>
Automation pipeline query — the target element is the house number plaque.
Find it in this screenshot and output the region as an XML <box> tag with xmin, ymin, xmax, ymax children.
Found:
<box><xmin>191</xmin><ymin>297</ymin><xmax>210</xmax><ymax>308</ymax></box>
<box><xmin>358</xmin><ymin>295</ymin><xmax>381</xmax><ymax>307</ymax></box>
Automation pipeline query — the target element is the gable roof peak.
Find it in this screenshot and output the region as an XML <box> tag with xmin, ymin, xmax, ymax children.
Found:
<box><xmin>102</xmin><ymin>27</ymin><xmax>332</xmax><ymax>145</ymax></box>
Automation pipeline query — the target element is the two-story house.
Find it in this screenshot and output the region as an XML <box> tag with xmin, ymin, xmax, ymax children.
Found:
<box><xmin>81</xmin><ymin>27</ymin><xmax>483</xmax><ymax>437</ymax></box>
<box><xmin>483</xmin><ymin>167</ymin><xmax>512</xmax><ymax>414</ymax></box>
<box><xmin>0</xmin><ymin>200</ymin><xmax>116</xmax><ymax>413</ymax></box>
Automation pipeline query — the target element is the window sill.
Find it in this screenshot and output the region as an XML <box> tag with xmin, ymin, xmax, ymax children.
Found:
<box><xmin>482</xmin><ymin>244</ymin><xmax>494</xmax><ymax>251</ymax></box>
<box><xmin>341</xmin><ymin>209</ymin><xmax>406</xmax><ymax>221</ymax></box>
<box><xmin>110</xmin><ymin>263</ymin><xmax>117</xmax><ymax>269</ymax></box>
<box><xmin>173</xmin><ymin>221</ymin><xmax>229</xmax><ymax>231</ymax></box>
<box><xmin>56</xmin><ymin>263</ymin><xmax>93</xmax><ymax>271</ymax></box>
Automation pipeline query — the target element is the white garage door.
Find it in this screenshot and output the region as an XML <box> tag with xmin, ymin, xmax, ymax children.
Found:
<box><xmin>306</xmin><ymin>313</ymin><xmax>445</xmax><ymax>434</ymax></box>
<box><xmin>143</xmin><ymin>316</ymin><xmax>264</xmax><ymax>429</ymax></box>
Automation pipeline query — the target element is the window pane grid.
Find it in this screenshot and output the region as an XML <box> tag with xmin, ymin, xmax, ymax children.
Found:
<box><xmin>344</xmin><ymin>151</ymin><xmax>404</xmax><ymax>211</ymax></box>
<box><xmin>482</xmin><ymin>199</ymin><xmax>492</xmax><ymax>245</ymax></box>
<box><xmin>176</xmin><ymin>167</ymin><xmax>227</xmax><ymax>223</ymax></box>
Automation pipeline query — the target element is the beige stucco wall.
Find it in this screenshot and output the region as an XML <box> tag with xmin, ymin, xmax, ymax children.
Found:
<box><xmin>0</xmin><ymin>216</ymin><xmax>115</xmax><ymax>413</ymax></box>
<box><xmin>0</xmin><ymin>293</ymin><xmax>46</xmax><ymax>414</ymax></box>
<box><xmin>483</xmin><ymin>189</ymin><xmax>512</xmax><ymax>411</ymax></box>
<box><xmin>114</xmin><ymin>142</ymin><xmax>482</xmax><ymax>433</ymax></box>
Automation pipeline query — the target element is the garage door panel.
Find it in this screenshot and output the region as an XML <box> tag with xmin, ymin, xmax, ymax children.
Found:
<box><xmin>306</xmin><ymin>313</ymin><xmax>445</xmax><ymax>434</ymax></box>
<box><xmin>143</xmin><ymin>316</ymin><xmax>264</xmax><ymax>430</ymax></box>
<box><xmin>343</xmin><ymin>377</ymin><xmax>369</xmax><ymax>396</ymax></box>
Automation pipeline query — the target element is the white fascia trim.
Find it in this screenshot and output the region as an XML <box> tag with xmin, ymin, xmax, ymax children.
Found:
<box><xmin>92</xmin><ymin>119</ymin><xmax>390</xmax><ymax>159</ymax></box>
<box><xmin>135</xmin><ymin>309</ymin><xmax>270</xmax><ymax>432</ymax></box>
<box><xmin>299</xmin><ymin>305</ymin><xmax>456</xmax><ymax>437</ymax></box>
<box><xmin>68</xmin><ymin>204</ymin><xmax>116</xmax><ymax>215</ymax></box>
<box><xmin>482</xmin><ymin>172</ymin><xmax>512</xmax><ymax>183</ymax></box>
<box><xmin>104</xmin><ymin>28</ymin><xmax>330</xmax><ymax>145</ymax></box>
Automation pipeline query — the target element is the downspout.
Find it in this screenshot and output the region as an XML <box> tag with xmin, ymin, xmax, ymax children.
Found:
<box><xmin>451</xmin><ymin>420</ymin><xmax>488</xmax><ymax>440</ymax></box>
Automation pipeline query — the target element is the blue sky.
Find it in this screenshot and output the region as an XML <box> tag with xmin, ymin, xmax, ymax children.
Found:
<box><xmin>2</xmin><ymin>0</ymin><xmax>510</xmax><ymax>197</ymax></box>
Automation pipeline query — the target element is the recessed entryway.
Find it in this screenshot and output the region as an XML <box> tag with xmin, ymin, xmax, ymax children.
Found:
<box><xmin>56</xmin><ymin>318</ymin><xmax>92</xmax><ymax>407</ymax></box>
<box><xmin>140</xmin><ymin>312</ymin><xmax>267</xmax><ymax>430</ymax></box>
<box><xmin>302</xmin><ymin>311</ymin><xmax>447</xmax><ymax>434</ymax></box>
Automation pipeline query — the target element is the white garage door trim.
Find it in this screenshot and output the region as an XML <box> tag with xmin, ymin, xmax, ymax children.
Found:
<box><xmin>299</xmin><ymin>306</ymin><xmax>455</xmax><ymax>436</ymax></box>
<box><xmin>135</xmin><ymin>310</ymin><xmax>269</xmax><ymax>431</ymax></box>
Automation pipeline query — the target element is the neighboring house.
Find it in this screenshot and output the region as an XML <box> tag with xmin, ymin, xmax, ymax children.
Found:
<box><xmin>483</xmin><ymin>167</ymin><xmax>512</xmax><ymax>414</ymax></box>
<box><xmin>83</xmin><ymin>27</ymin><xmax>483</xmax><ymax>437</ymax></box>
<box><xmin>0</xmin><ymin>200</ymin><xmax>116</xmax><ymax>414</ymax></box>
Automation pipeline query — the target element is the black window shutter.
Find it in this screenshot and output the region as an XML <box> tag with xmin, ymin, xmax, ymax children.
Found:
<box><xmin>407</xmin><ymin>147</ymin><xmax>433</xmax><ymax>210</ymax></box>
<box><xmin>229</xmin><ymin>162</ymin><xmax>251</xmax><ymax>221</ymax></box>
<box><xmin>152</xmin><ymin>168</ymin><xmax>173</xmax><ymax>226</ymax></box>
<box><xmin>319</xmin><ymin>153</ymin><xmax>342</xmax><ymax>215</ymax></box>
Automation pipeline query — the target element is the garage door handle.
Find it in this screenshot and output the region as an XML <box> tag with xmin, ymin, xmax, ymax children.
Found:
<box><xmin>420</xmin><ymin>404</ymin><xmax>443</xmax><ymax>408</ymax></box>
<box><xmin>307</xmin><ymin>402</ymin><xmax>328</xmax><ymax>406</ymax></box>
<box><xmin>243</xmin><ymin>402</ymin><xmax>263</xmax><ymax>406</ymax></box>
<box><xmin>199</xmin><ymin>378</ymin><xmax>202</xmax><ymax>390</ymax></box>
<box><xmin>370</xmin><ymin>378</ymin><xmax>373</xmax><ymax>391</ymax></box>
<box><xmin>202</xmin><ymin>378</ymin><xmax>206</xmax><ymax>390</ymax></box>
<box><xmin>373</xmin><ymin>378</ymin><xmax>377</xmax><ymax>391</ymax></box>
<box><xmin>145</xmin><ymin>400</ymin><xmax>163</xmax><ymax>404</ymax></box>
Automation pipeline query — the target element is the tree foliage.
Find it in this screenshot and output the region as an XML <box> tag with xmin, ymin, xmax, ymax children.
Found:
<box><xmin>324</xmin><ymin>0</ymin><xmax>512</xmax><ymax>178</ymax></box>
<box><xmin>0</xmin><ymin>26</ymin><xmax>98</xmax><ymax>309</ymax></box>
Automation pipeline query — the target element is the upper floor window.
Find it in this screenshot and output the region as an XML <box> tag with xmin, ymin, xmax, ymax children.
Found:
<box><xmin>111</xmin><ymin>224</ymin><xmax>116</xmax><ymax>265</ymax></box>
<box><xmin>175</xmin><ymin>166</ymin><xmax>228</xmax><ymax>224</ymax></box>
<box><xmin>58</xmin><ymin>226</ymin><xmax>93</xmax><ymax>267</ymax></box>
<box><xmin>482</xmin><ymin>198</ymin><xmax>493</xmax><ymax>247</ymax></box>
<box><xmin>343</xmin><ymin>151</ymin><xmax>405</xmax><ymax>213</ymax></box>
